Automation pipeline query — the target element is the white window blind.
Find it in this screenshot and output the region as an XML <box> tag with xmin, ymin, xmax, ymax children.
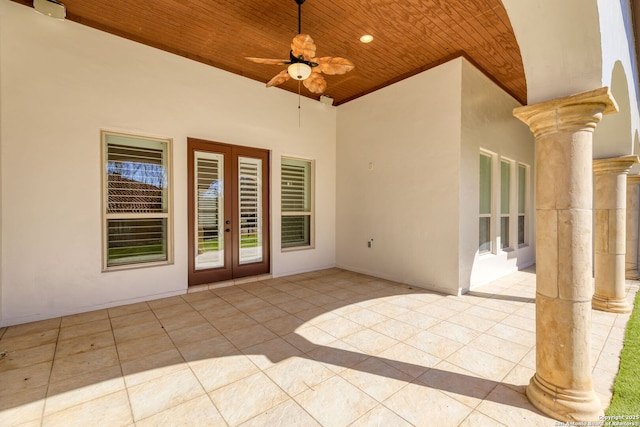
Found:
<box><xmin>103</xmin><ymin>132</ymin><xmax>171</xmax><ymax>269</ymax></box>
<box><xmin>195</xmin><ymin>152</ymin><xmax>224</xmax><ymax>270</ymax></box>
<box><xmin>239</xmin><ymin>157</ymin><xmax>263</xmax><ymax>264</ymax></box>
<box><xmin>281</xmin><ymin>157</ymin><xmax>313</xmax><ymax>249</ymax></box>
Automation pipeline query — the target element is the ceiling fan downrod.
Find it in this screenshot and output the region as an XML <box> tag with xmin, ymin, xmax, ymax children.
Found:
<box><xmin>295</xmin><ymin>0</ymin><xmax>306</xmax><ymax>35</ymax></box>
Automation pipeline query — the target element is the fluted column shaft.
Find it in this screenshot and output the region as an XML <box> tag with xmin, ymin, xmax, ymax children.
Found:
<box><xmin>625</xmin><ymin>175</ymin><xmax>640</xmax><ymax>279</ymax></box>
<box><xmin>513</xmin><ymin>87</ymin><xmax>618</xmax><ymax>422</ymax></box>
<box><xmin>593</xmin><ymin>156</ymin><xmax>637</xmax><ymax>313</ymax></box>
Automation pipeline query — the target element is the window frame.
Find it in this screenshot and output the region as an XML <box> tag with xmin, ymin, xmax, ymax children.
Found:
<box><xmin>280</xmin><ymin>156</ymin><xmax>315</xmax><ymax>251</ymax></box>
<box><xmin>517</xmin><ymin>162</ymin><xmax>530</xmax><ymax>247</ymax></box>
<box><xmin>479</xmin><ymin>150</ymin><xmax>494</xmax><ymax>255</ymax></box>
<box><xmin>101</xmin><ymin>130</ymin><xmax>174</xmax><ymax>271</ymax></box>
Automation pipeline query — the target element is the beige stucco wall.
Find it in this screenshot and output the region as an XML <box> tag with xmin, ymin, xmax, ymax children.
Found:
<box><xmin>460</xmin><ymin>60</ymin><xmax>536</xmax><ymax>289</ymax></box>
<box><xmin>0</xmin><ymin>1</ymin><xmax>337</xmax><ymax>326</ymax></box>
<box><xmin>336</xmin><ymin>59</ymin><xmax>462</xmax><ymax>295</ymax></box>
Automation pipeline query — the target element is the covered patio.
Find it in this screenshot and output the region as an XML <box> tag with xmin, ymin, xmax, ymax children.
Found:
<box><xmin>0</xmin><ymin>267</ymin><xmax>636</xmax><ymax>426</ymax></box>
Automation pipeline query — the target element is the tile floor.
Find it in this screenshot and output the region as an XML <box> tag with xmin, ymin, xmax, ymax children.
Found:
<box><xmin>0</xmin><ymin>267</ymin><xmax>637</xmax><ymax>426</ymax></box>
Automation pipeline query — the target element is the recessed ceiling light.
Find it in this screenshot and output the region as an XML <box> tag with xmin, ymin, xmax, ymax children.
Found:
<box><xmin>359</xmin><ymin>34</ymin><xmax>374</xmax><ymax>43</ymax></box>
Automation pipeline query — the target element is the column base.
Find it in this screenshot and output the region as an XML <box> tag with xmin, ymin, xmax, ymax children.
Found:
<box><xmin>526</xmin><ymin>374</ymin><xmax>603</xmax><ymax>422</ymax></box>
<box><xmin>592</xmin><ymin>294</ymin><xmax>632</xmax><ymax>313</ymax></box>
<box><xmin>625</xmin><ymin>268</ymin><xmax>640</xmax><ymax>280</ymax></box>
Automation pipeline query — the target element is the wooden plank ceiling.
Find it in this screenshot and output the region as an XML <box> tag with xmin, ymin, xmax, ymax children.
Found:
<box><xmin>13</xmin><ymin>0</ymin><xmax>526</xmax><ymax>105</ymax></box>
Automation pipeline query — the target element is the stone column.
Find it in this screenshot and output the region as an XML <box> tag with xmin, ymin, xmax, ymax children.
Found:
<box><xmin>625</xmin><ymin>174</ymin><xmax>640</xmax><ymax>279</ymax></box>
<box><xmin>513</xmin><ymin>87</ymin><xmax>618</xmax><ymax>422</ymax></box>
<box><xmin>593</xmin><ymin>156</ymin><xmax>638</xmax><ymax>313</ymax></box>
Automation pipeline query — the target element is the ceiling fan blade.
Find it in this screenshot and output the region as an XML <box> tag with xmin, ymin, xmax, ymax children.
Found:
<box><xmin>303</xmin><ymin>73</ymin><xmax>327</xmax><ymax>94</ymax></box>
<box><xmin>291</xmin><ymin>34</ymin><xmax>316</xmax><ymax>61</ymax></box>
<box><xmin>314</xmin><ymin>56</ymin><xmax>355</xmax><ymax>75</ymax></box>
<box><xmin>266</xmin><ymin>69</ymin><xmax>291</xmax><ymax>87</ymax></box>
<box><xmin>246</xmin><ymin>57</ymin><xmax>290</xmax><ymax>65</ymax></box>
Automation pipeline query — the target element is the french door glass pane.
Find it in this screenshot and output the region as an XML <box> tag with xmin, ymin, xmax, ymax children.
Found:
<box><xmin>501</xmin><ymin>216</ymin><xmax>509</xmax><ymax>249</ymax></box>
<box><xmin>239</xmin><ymin>157</ymin><xmax>263</xmax><ymax>264</ymax></box>
<box><xmin>518</xmin><ymin>165</ymin><xmax>526</xmax><ymax>214</ymax></box>
<box><xmin>195</xmin><ymin>152</ymin><xmax>224</xmax><ymax>270</ymax></box>
<box><xmin>501</xmin><ymin>161</ymin><xmax>510</xmax><ymax>214</ymax></box>
<box><xmin>107</xmin><ymin>218</ymin><xmax>167</xmax><ymax>266</ymax></box>
<box><xmin>518</xmin><ymin>215</ymin><xmax>525</xmax><ymax>245</ymax></box>
<box><xmin>479</xmin><ymin>217</ymin><xmax>491</xmax><ymax>253</ymax></box>
<box><xmin>282</xmin><ymin>215</ymin><xmax>311</xmax><ymax>248</ymax></box>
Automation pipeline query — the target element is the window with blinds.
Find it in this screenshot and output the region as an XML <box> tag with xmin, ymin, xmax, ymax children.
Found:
<box><xmin>281</xmin><ymin>157</ymin><xmax>313</xmax><ymax>250</ymax></box>
<box><xmin>239</xmin><ymin>157</ymin><xmax>263</xmax><ymax>264</ymax></box>
<box><xmin>479</xmin><ymin>152</ymin><xmax>492</xmax><ymax>254</ymax></box>
<box><xmin>102</xmin><ymin>131</ymin><xmax>172</xmax><ymax>269</ymax></box>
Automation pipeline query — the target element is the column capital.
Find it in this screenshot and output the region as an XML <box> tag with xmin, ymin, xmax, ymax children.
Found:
<box><xmin>627</xmin><ymin>174</ymin><xmax>640</xmax><ymax>184</ymax></box>
<box><xmin>593</xmin><ymin>155</ymin><xmax>639</xmax><ymax>175</ymax></box>
<box><xmin>514</xmin><ymin>87</ymin><xmax>618</xmax><ymax>138</ymax></box>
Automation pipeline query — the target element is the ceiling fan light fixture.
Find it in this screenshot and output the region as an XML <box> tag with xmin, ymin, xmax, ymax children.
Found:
<box><xmin>33</xmin><ymin>0</ymin><xmax>66</xmax><ymax>20</ymax></box>
<box><xmin>359</xmin><ymin>34</ymin><xmax>374</xmax><ymax>43</ymax></box>
<box><xmin>288</xmin><ymin>62</ymin><xmax>312</xmax><ymax>80</ymax></box>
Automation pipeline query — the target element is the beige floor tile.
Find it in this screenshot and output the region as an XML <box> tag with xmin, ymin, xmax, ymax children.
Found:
<box><xmin>210</xmin><ymin>371</ymin><xmax>289</xmax><ymax>426</ymax></box>
<box><xmin>428</xmin><ymin>321</ymin><xmax>480</xmax><ymax>345</ymax></box>
<box><xmin>0</xmin><ymin>342</ymin><xmax>56</xmax><ymax>372</ymax></box>
<box><xmin>128</xmin><ymin>367</ymin><xmax>205</xmax><ymax>421</ymax></box>
<box><xmin>50</xmin><ymin>347</ymin><xmax>118</xmax><ymax>383</ymax></box>
<box><xmin>158</xmin><ymin>311</ymin><xmax>208</xmax><ymax>332</ymax></box>
<box><xmin>349</xmin><ymin>404</ymin><xmax>413</xmax><ymax>426</ymax></box>
<box><xmin>42</xmin><ymin>389</ymin><xmax>132</xmax><ymax>427</ymax></box>
<box><xmin>0</xmin><ymin>329</ymin><xmax>59</xmax><ymax>352</ymax></box>
<box><xmin>294</xmin><ymin>375</ymin><xmax>377</xmax><ymax>427</ymax></box>
<box><xmin>417</xmin><ymin>360</ymin><xmax>498</xmax><ymax>409</ymax></box>
<box><xmin>245</xmin><ymin>305</ymin><xmax>289</xmax><ymax>323</ymax></box>
<box><xmin>242</xmin><ymin>337</ymin><xmax>302</xmax><ymax>370</ymax></box>
<box><xmin>112</xmin><ymin>319</ymin><xmax>165</xmax><ymax>343</ymax></box>
<box><xmin>55</xmin><ymin>330</ymin><xmax>115</xmax><ymax>357</ymax></box>
<box><xmin>146</xmin><ymin>295</ymin><xmax>185</xmax><ymax>310</ymax></box>
<box><xmin>405</xmin><ymin>331</ymin><xmax>464</xmax><ymax>359</ymax></box>
<box><xmin>239</xmin><ymin>398</ymin><xmax>321</xmax><ymax>427</ymax></box>
<box><xmin>341</xmin><ymin>328</ymin><xmax>399</xmax><ymax>355</ymax></box>
<box><xmin>166</xmin><ymin>322</ymin><xmax>220</xmax><ymax>347</ymax></box>
<box><xmin>340</xmin><ymin>308</ymin><xmax>389</xmax><ymax>327</ymax></box>
<box><xmin>446</xmin><ymin>346</ymin><xmax>515</xmax><ymax>381</ymax></box>
<box><xmin>314</xmin><ymin>316</ymin><xmax>365</xmax><ymax>339</ymax></box>
<box><xmin>152</xmin><ymin>302</ymin><xmax>196</xmax><ymax>320</ymax></box>
<box><xmin>264</xmin><ymin>356</ymin><xmax>335</xmax><ymax>396</ymax></box>
<box><xmin>485</xmin><ymin>322</ymin><xmax>536</xmax><ymax>347</ymax></box>
<box><xmin>116</xmin><ymin>332</ymin><xmax>175</xmax><ymax>362</ymax></box>
<box><xmin>466</xmin><ymin>306</ymin><xmax>510</xmax><ymax>322</ymax></box>
<box><xmin>500</xmin><ymin>314</ymin><xmax>535</xmax><ymax>333</ymax></box>
<box><xmin>187</xmin><ymin>295</ymin><xmax>229</xmax><ymax>312</ymax></box>
<box><xmin>121</xmin><ymin>348</ymin><xmax>186</xmax><ymax>387</ymax></box>
<box><xmin>45</xmin><ymin>365</ymin><xmax>124</xmax><ymax>415</ymax></box>
<box><xmin>395</xmin><ymin>311</ymin><xmax>441</xmax><ymax>329</ymax></box>
<box><xmin>107</xmin><ymin>301</ymin><xmax>150</xmax><ymax>318</ymax></box>
<box><xmin>136</xmin><ymin>395</ymin><xmax>226</xmax><ymax>427</ymax></box>
<box><xmin>177</xmin><ymin>335</ymin><xmax>237</xmax><ymax>362</ymax></box>
<box><xmin>341</xmin><ymin>357</ymin><xmax>413</xmax><ymax>402</ymax></box>
<box><xmin>306</xmin><ymin>340</ymin><xmax>369</xmax><ymax>374</ymax></box>
<box><xmin>459</xmin><ymin>410</ymin><xmax>508</xmax><ymax>426</ymax></box>
<box><xmin>190</xmin><ymin>354</ymin><xmax>259</xmax><ymax>392</ymax></box>
<box><xmin>60</xmin><ymin>309</ymin><xmax>108</xmax><ymax>328</ymax></box>
<box><xmin>378</xmin><ymin>342</ymin><xmax>441</xmax><ymax>379</ymax></box>
<box><xmin>446</xmin><ymin>312</ymin><xmax>497</xmax><ymax>333</ymax></box>
<box><xmin>208</xmin><ymin>312</ymin><xmax>259</xmax><ymax>333</ymax></box>
<box><xmin>368</xmin><ymin>302</ymin><xmax>410</xmax><ymax>318</ymax></box>
<box><xmin>475</xmin><ymin>384</ymin><xmax>553</xmax><ymax>426</ymax></box>
<box><xmin>110</xmin><ymin>310</ymin><xmax>159</xmax><ymax>331</ymax></box>
<box><xmin>57</xmin><ymin>318</ymin><xmax>111</xmax><ymax>341</ymax></box>
<box><xmin>370</xmin><ymin>318</ymin><xmax>421</xmax><ymax>342</ymax></box>
<box><xmin>223</xmin><ymin>324</ymin><xmax>278</xmax><ymax>349</ymax></box>
<box><xmin>0</xmin><ymin>386</ymin><xmax>47</xmax><ymax>426</ymax></box>
<box><xmin>0</xmin><ymin>361</ymin><xmax>52</xmax><ymax>396</ymax></box>
<box><xmin>276</xmin><ymin>299</ymin><xmax>320</xmax><ymax>315</ymax></box>
<box><xmin>283</xmin><ymin>326</ymin><xmax>337</xmax><ymax>354</ymax></box>
<box><xmin>469</xmin><ymin>333</ymin><xmax>530</xmax><ymax>364</ymax></box>
<box><xmin>415</xmin><ymin>304</ymin><xmax>457</xmax><ymax>320</ymax></box>
<box><xmin>383</xmin><ymin>381</ymin><xmax>473</xmax><ymax>427</ymax></box>
<box><xmin>1</xmin><ymin>318</ymin><xmax>61</xmax><ymax>339</ymax></box>
<box><xmin>262</xmin><ymin>314</ymin><xmax>305</xmax><ymax>336</ymax></box>
<box><xmin>501</xmin><ymin>363</ymin><xmax>535</xmax><ymax>393</ymax></box>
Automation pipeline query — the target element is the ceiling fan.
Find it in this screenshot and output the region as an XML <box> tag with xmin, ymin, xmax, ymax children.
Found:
<box><xmin>246</xmin><ymin>0</ymin><xmax>355</xmax><ymax>94</ymax></box>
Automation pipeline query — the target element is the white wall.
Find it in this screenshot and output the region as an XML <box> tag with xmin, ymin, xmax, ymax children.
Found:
<box><xmin>336</xmin><ymin>59</ymin><xmax>463</xmax><ymax>295</ymax></box>
<box><xmin>0</xmin><ymin>1</ymin><xmax>336</xmax><ymax>326</ymax></box>
<box><xmin>460</xmin><ymin>60</ymin><xmax>536</xmax><ymax>289</ymax></box>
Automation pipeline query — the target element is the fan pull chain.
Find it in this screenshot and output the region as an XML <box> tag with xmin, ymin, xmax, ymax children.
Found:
<box><xmin>298</xmin><ymin>80</ymin><xmax>302</xmax><ymax>127</ymax></box>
